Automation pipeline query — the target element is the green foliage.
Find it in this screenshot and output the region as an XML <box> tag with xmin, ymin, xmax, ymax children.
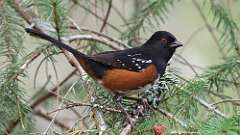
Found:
<box><xmin>208</xmin><ymin>1</ymin><xmax>240</xmax><ymax>55</ymax></box>
<box><xmin>0</xmin><ymin>1</ymin><xmax>25</xmax><ymax>62</ymax></box>
<box><xmin>174</xmin><ymin>80</ymin><xmax>208</xmax><ymax>123</ymax></box>
<box><xmin>198</xmin><ymin>115</ymin><xmax>240</xmax><ymax>135</ymax></box>
<box><xmin>123</xmin><ymin>0</ymin><xmax>176</xmax><ymax>44</ymax></box>
<box><xmin>35</xmin><ymin>0</ymin><xmax>69</xmax><ymax>36</ymax></box>
<box><xmin>0</xmin><ymin>1</ymin><xmax>32</xmax><ymax>133</ymax></box>
<box><xmin>204</xmin><ymin>56</ymin><xmax>240</xmax><ymax>91</ymax></box>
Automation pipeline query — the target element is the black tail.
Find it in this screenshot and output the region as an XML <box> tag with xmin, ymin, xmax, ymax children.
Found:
<box><xmin>25</xmin><ymin>28</ymin><xmax>87</xmax><ymax>59</ymax></box>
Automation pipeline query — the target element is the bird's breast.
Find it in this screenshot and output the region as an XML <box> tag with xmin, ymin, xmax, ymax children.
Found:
<box><xmin>100</xmin><ymin>64</ymin><xmax>158</xmax><ymax>94</ymax></box>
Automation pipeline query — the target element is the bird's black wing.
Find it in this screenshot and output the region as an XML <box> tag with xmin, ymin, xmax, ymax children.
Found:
<box><xmin>91</xmin><ymin>48</ymin><xmax>153</xmax><ymax>71</ymax></box>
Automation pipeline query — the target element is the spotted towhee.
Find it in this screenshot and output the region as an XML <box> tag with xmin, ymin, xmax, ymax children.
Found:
<box><xmin>25</xmin><ymin>28</ymin><xmax>182</xmax><ymax>95</ymax></box>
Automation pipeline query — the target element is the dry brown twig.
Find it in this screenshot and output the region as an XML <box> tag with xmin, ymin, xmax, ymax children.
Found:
<box><xmin>99</xmin><ymin>0</ymin><xmax>112</xmax><ymax>32</ymax></box>
<box><xmin>120</xmin><ymin>104</ymin><xmax>144</xmax><ymax>135</ymax></box>
<box><xmin>4</xmin><ymin>69</ymin><xmax>77</xmax><ymax>134</ymax></box>
<box><xmin>210</xmin><ymin>99</ymin><xmax>240</xmax><ymax>106</ymax></box>
<box><xmin>68</xmin><ymin>17</ymin><xmax>129</xmax><ymax>49</ymax></box>
<box><xmin>47</xmin><ymin>102</ymin><xmax>122</xmax><ymax>115</ymax></box>
<box><xmin>34</xmin><ymin>109</ymin><xmax>71</xmax><ymax>130</ymax></box>
<box><xmin>70</xmin><ymin>0</ymin><xmax>122</xmax><ymax>33</ymax></box>
<box><xmin>156</xmin><ymin>108</ymin><xmax>187</xmax><ymax>128</ymax></box>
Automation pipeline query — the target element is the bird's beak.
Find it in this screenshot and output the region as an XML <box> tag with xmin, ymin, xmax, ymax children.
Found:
<box><xmin>170</xmin><ymin>40</ymin><xmax>183</xmax><ymax>48</ymax></box>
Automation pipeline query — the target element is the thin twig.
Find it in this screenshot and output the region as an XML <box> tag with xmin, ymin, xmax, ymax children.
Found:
<box><xmin>179</xmin><ymin>25</ymin><xmax>206</xmax><ymax>54</ymax></box>
<box><xmin>34</xmin><ymin>109</ymin><xmax>71</xmax><ymax>130</ymax></box>
<box><xmin>111</xmin><ymin>4</ymin><xmax>129</xmax><ymax>27</ymax></box>
<box><xmin>0</xmin><ymin>0</ymin><xmax>4</xmax><ymax>7</ymax></box>
<box><xmin>209</xmin><ymin>91</ymin><xmax>240</xmax><ymax>106</ymax></box>
<box><xmin>12</xmin><ymin>0</ymin><xmax>83</xmax><ymax>74</ymax></box>
<box><xmin>47</xmin><ymin>102</ymin><xmax>122</xmax><ymax>114</ymax></box>
<box><xmin>66</xmin><ymin>34</ymin><xmax>124</xmax><ymax>50</ymax></box>
<box><xmin>192</xmin><ymin>0</ymin><xmax>226</xmax><ymax>58</ymax></box>
<box><xmin>71</xmin><ymin>0</ymin><xmax>122</xmax><ymax>33</ymax></box>
<box><xmin>120</xmin><ymin>105</ymin><xmax>144</xmax><ymax>135</ymax></box>
<box><xmin>184</xmin><ymin>91</ymin><xmax>229</xmax><ymax>118</ymax></box>
<box><xmin>210</xmin><ymin>99</ymin><xmax>240</xmax><ymax>106</ymax></box>
<box><xmin>156</xmin><ymin>108</ymin><xmax>188</xmax><ymax>128</ymax></box>
<box><xmin>89</xmin><ymin>89</ymin><xmax>108</xmax><ymax>135</ymax></box>
<box><xmin>173</xmin><ymin>77</ymin><xmax>229</xmax><ymax>118</ymax></box>
<box><xmin>5</xmin><ymin>69</ymin><xmax>77</xmax><ymax>134</ymax></box>
<box><xmin>14</xmin><ymin>50</ymin><xmax>41</xmax><ymax>80</ymax></box>
<box><xmin>31</xmin><ymin>69</ymin><xmax>77</xmax><ymax>108</ymax></box>
<box><xmin>68</xmin><ymin>17</ymin><xmax>129</xmax><ymax>48</ymax></box>
<box><xmin>42</xmin><ymin>80</ymin><xmax>77</xmax><ymax>134</ymax></box>
<box><xmin>100</xmin><ymin>0</ymin><xmax>112</xmax><ymax>32</ymax></box>
<box><xmin>175</xmin><ymin>54</ymin><xmax>200</xmax><ymax>77</ymax></box>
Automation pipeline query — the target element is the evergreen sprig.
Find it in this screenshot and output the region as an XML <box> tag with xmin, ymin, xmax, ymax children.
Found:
<box><xmin>199</xmin><ymin>115</ymin><xmax>240</xmax><ymax>135</ymax></box>
<box><xmin>208</xmin><ymin>0</ymin><xmax>240</xmax><ymax>56</ymax></box>
<box><xmin>0</xmin><ymin>1</ymin><xmax>32</xmax><ymax>133</ymax></box>
<box><xmin>204</xmin><ymin>56</ymin><xmax>240</xmax><ymax>91</ymax></box>
<box><xmin>0</xmin><ymin>1</ymin><xmax>25</xmax><ymax>62</ymax></box>
<box><xmin>123</xmin><ymin>0</ymin><xmax>176</xmax><ymax>44</ymax></box>
<box><xmin>173</xmin><ymin>80</ymin><xmax>208</xmax><ymax>124</ymax></box>
<box><xmin>35</xmin><ymin>0</ymin><xmax>69</xmax><ymax>36</ymax></box>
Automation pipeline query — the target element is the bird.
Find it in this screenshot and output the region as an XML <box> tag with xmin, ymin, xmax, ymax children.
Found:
<box><xmin>25</xmin><ymin>28</ymin><xmax>182</xmax><ymax>125</ymax></box>
<box><xmin>25</xmin><ymin>28</ymin><xmax>182</xmax><ymax>95</ymax></box>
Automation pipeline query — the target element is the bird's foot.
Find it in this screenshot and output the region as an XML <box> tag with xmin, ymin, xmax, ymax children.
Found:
<box><xmin>114</xmin><ymin>95</ymin><xmax>135</xmax><ymax>127</ymax></box>
<box><xmin>141</xmin><ymin>98</ymin><xmax>151</xmax><ymax>110</ymax></box>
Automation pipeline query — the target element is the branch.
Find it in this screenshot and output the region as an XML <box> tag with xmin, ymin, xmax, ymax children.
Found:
<box><xmin>99</xmin><ymin>0</ymin><xmax>112</xmax><ymax>32</ymax></box>
<box><xmin>192</xmin><ymin>0</ymin><xmax>226</xmax><ymax>58</ymax></box>
<box><xmin>71</xmin><ymin>0</ymin><xmax>122</xmax><ymax>33</ymax></box>
<box><xmin>156</xmin><ymin>108</ymin><xmax>188</xmax><ymax>128</ymax></box>
<box><xmin>47</xmin><ymin>102</ymin><xmax>122</xmax><ymax>114</ymax></box>
<box><xmin>34</xmin><ymin>109</ymin><xmax>71</xmax><ymax>130</ymax></box>
<box><xmin>13</xmin><ymin>49</ymin><xmax>41</xmax><ymax>80</ymax></box>
<box><xmin>12</xmin><ymin>0</ymin><xmax>83</xmax><ymax>74</ymax></box>
<box><xmin>175</xmin><ymin>54</ymin><xmax>200</xmax><ymax>77</ymax></box>
<box><xmin>209</xmin><ymin>91</ymin><xmax>240</xmax><ymax>106</ymax></box>
<box><xmin>185</xmin><ymin>91</ymin><xmax>229</xmax><ymax>118</ymax></box>
<box><xmin>31</xmin><ymin>69</ymin><xmax>77</xmax><ymax>108</ymax></box>
<box><xmin>5</xmin><ymin>69</ymin><xmax>77</xmax><ymax>134</ymax></box>
<box><xmin>68</xmin><ymin>17</ymin><xmax>129</xmax><ymax>49</ymax></box>
<box><xmin>210</xmin><ymin>99</ymin><xmax>240</xmax><ymax>106</ymax></box>
<box><xmin>120</xmin><ymin>104</ymin><xmax>144</xmax><ymax>135</ymax></box>
<box><xmin>66</xmin><ymin>34</ymin><xmax>125</xmax><ymax>50</ymax></box>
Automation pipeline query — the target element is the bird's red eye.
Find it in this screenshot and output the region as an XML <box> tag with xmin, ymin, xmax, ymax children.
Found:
<box><xmin>161</xmin><ymin>38</ymin><xmax>167</xmax><ymax>44</ymax></box>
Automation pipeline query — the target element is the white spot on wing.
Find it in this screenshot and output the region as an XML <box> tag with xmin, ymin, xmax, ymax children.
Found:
<box><xmin>146</xmin><ymin>60</ymin><xmax>152</xmax><ymax>63</ymax></box>
<box><xmin>136</xmin><ymin>59</ymin><xmax>142</xmax><ymax>62</ymax></box>
<box><xmin>132</xmin><ymin>54</ymin><xmax>142</xmax><ymax>56</ymax></box>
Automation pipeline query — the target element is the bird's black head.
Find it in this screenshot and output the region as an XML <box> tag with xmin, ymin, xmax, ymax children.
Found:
<box><xmin>144</xmin><ymin>31</ymin><xmax>183</xmax><ymax>62</ymax></box>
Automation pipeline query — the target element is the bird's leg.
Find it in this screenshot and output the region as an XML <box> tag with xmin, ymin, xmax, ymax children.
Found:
<box><xmin>114</xmin><ymin>95</ymin><xmax>134</xmax><ymax>127</ymax></box>
<box><xmin>140</xmin><ymin>97</ymin><xmax>154</xmax><ymax>112</ymax></box>
<box><xmin>124</xmin><ymin>96</ymin><xmax>153</xmax><ymax>112</ymax></box>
